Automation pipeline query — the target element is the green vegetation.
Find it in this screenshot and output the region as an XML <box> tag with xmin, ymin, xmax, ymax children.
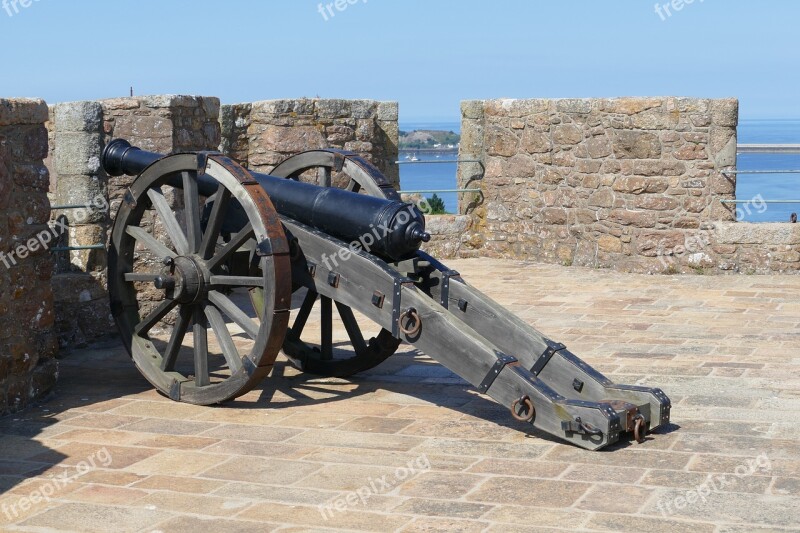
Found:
<box><xmin>426</xmin><ymin>194</ymin><xmax>447</xmax><ymax>215</ymax></box>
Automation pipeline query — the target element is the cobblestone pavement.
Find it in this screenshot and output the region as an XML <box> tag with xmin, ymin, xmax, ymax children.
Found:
<box><xmin>1</xmin><ymin>259</ymin><xmax>799</xmax><ymax>532</ymax></box>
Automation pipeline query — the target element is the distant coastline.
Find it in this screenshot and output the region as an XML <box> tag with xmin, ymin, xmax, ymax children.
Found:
<box><xmin>399</xmin><ymin>129</ymin><xmax>460</xmax><ymax>151</ymax></box>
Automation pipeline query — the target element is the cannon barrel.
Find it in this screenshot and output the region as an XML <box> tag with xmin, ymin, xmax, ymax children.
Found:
<box><xmin>102</xmin><ymin>139</ymin><xmax>430</xmax><ymax>260</ymax></box>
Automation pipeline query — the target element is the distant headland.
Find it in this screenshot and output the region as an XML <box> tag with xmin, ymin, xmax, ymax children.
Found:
<box><xmin>399</xmin><ymin>129</ymin><xmax>460</xmax><ymax>152</ymax></box>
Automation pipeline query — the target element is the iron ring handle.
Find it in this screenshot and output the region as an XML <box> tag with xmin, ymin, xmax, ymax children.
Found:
<box><xmin>399</xmin><ymin>308</ymin><xmax>422</xmax><ymax>336</ymax></box>
<box><xmin>511</xmin><ymin>395</ymin><xmax>535</xmax><ymax>422</ymax></box>
<box><xmin>633</xmin><ymin>414</ymin><xmax>646</xmax><ymax>443</ymax></box>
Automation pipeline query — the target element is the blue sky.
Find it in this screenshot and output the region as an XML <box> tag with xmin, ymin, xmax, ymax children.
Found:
<box><xmin>1</xmin><ymin>1</ymin><xmax>798</xmax><ymax>121</ymax></box>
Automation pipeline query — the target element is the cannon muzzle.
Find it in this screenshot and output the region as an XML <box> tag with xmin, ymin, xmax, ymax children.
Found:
<box><xmin>102</xmin><ymin>140</ymin><xmax>430</xmax><ymax>260</ymax></box>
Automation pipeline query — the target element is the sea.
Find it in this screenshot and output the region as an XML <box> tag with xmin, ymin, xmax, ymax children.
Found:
<box><xmin>399</xmin><ymin>119</ymin><xmax>800</xmax><ymax>222</ymax></box>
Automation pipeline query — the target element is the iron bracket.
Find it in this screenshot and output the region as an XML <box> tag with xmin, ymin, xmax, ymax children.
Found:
<box><xmin>531</xmin><ymin>340</ymin><xmax>566</xmax><ymax>377</ymax></box>
<box><xmin>439</xmin><ymin>270</ymin><xmax>460</xmax><ymax>309</ymax></box>
<box><xmin>477</xmin><ymin>354</ymin><xmax>518</xmax><ymax>394</ymax></box>
<box><xmin>391</xmin><ymin>277</ymin><xmax>416</xmax><ymax>338</ymax></box>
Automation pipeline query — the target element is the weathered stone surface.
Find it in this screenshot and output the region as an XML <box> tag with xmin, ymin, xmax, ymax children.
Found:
<box><xmin>226</xmin><ymin>99</ymin><xmax>398</xmax><ymax>187</ymax></box>
<box><xmin>612</xmin><ymin>131</ymin><xmax>661</xmax><ymax>159</ymax></box>
<box><xmin>0</xmin><ymin>99</ymin><xmax>58</xmax><ymax>415</ymax></box>
<box><xmin>0</xmin><ymin>98</ymin><xmax>48</xmax><ymax>126</ymax></box>
<box><xmin>54</xmin><ymin>101</ymin><xmax>103</xmax><ymax>133</ymax></box>
<box><xmin>715</xmin><ymin>223</ymin><xmax>800</xmax><ymax>245</ymax></box>
<box><xmin>450</xmin><ymin>98</ymin><xmax>753</xmax><ymax>273</ymax></box>
<box><xmin>485</xmin><ymin>126</ymin><xmax>518</xmax><ymax>157</ymax></box>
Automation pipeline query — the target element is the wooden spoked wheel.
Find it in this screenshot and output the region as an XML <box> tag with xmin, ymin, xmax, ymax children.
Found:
<box><xmin>267</xmin><ymin>150</ymin><xmax>402</xmax><ymax>377</ymax></box>
<box><xmin>108</xmin><ymin>154</ymin><xmax>291</xmax><ymax>404</ymax></box>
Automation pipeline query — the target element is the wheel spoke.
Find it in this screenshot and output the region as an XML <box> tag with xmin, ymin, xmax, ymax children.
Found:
<box><xmin>126</xmin><ymin>226</ymin><xmax>176</xmax><ymax>259</ymax></box>
<box><xmin>183</xmin><ymin>171</ymin><xmax>202</xmax><ymax>254</ymax></box>
<box><xmin>335</xmin><ymin>302</ymin><xmax>368</xmax><ymax>355</ymax></box>
<box><xmin>318</xmin><ymin>167</ymin><xmax>332</xmax><ymax>188</ymax></box>
<box><xmin>320</xmin><ymin>296</ymin><xmax>333</xmax><ymax>361</ymax></box>
<box><xmin>291</xmin><ymin>290</ymin><xmax>317</xmax><ymax>337</ymax></box>
<box><xmin>199</xmin><ymin>187</ymin><xmax>232</xmax><ymax>259</ymax></box>
<box><xmin>161</xmin><ymin>305</ymin><xmax>192</xmax><ymax>371</ymax></box>
<box><xmin>134</xmin><ymin>298</ymin><xmax>178</xmax><ymax>336</ymax></box>
<box><xmin>205</xmin><ymin>304</ymin><xmax>242</xmax><ymax>373</ymax></box>
<box><xmin>208</xmin><ymin>290</ymin><xmax>260</xmax><ymax>339</ymax></box>
<box><xmin>206</xmin><ymin>222</ymin><xmax>254</xmax><ymax>271</ymax></box>
<box><xmin>193</xmin><ymin>307</ymin><xmax>210</xmax><ymax>387</ymax></box>
<box><xmin>345</xmin><ymin>179</ymin><xmax>361</xmax><ymax>193</ymax></box>
<box><xmin>209</xmin><ymin>275</ymin><xmax>265</xmax><ymax>288</ymax></box>
<box><xmin>148</xmin><ymin>187</ymin><xmax>190</xmax><ymax>255</ymax></box>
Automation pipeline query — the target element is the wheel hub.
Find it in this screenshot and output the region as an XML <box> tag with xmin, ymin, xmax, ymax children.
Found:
<box><xmin>157</xmin><ymin>256</ymin><xmax>206</xmax><ymax>304</ymax></box>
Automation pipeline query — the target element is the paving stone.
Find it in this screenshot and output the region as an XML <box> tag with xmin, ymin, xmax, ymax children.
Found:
<box><xmin>199</xmin><ymin>423</ymin><xmax>304</xmax><ymax>442</ymax></box>
<box><xmin>468</xmin><ymin>477</ymin><xmax>591</xmax><ymax>507</ymax></box>
<box><xmin>576</xmin><ymin>484</ymin><xmax>656</xmax><ymax>513</ymax></box>
<box><xmin>19</xmin><ymin>502</ymin><xmax>171</xmax><ymax>532</ymax></box>
<box><xmin>150</xmin><ymin>515</ymin><xmax>279</xmax><ymax>533</ymax></box>
<box><xmin>392</xmin><ymin>498</ymin><xmax>494</xmax><ymax>519</ymax></box>
<box><xmin>123</xmin><ymin>450</ymin><xmax>228</xmax><ymax>476</ymax></box>
<box><xmin>136</xmin><ymin>491</ymin><xmax>253</xmax><ymax>517</ymax></box>
<box><xmin>65</xmin><ymin>484</ymin><xmax>149</xmax><ymax>505</ymax></box>
<box><xmin>238</xmin><ymin>501</ymin><xmax>413</xmax><ymax>531</ymax></box>
<box><xmin>201</xmin><ymin>456</ymin><xmax>322</xmax><ymax>485</ymax></box>
<box><xmin>131</xmin><ymin>474</ymin><xmax>227</xmax><ymax>493</ymax></box>
<box><xmin>398</xmin><ymin>471</ymin><xmax>485</xmax><ymax>499</ymax></box>
<box><xmin>338</xmin><ymin>416</ymin><xmax>416</xmax><ymax>434</ymax></box>
<box><xmin>400</xmin><ymin>516</ymin><xmax>488</xmax><ymax>532</ymax></box>
<box><xmin>586</xmin><ymin>512</ymin><xmax>716</xmax><ymax>533</ymax></box>
<box><xmin>482</xmin><ymin>505</ymin><xmax>589</xmax><ymax>528</ymax></box>
<box><xmin>467</xmin><ymin>458</ymin><xmax>567</xmax><ymax>478</ymax></box>
<box><xmin>645</xmin><ymin>489</ymin><xmax>800</xmax><ymax>527</ymax></box>
<box><xmin>295</xmin><ymin>464</ymin><xmax>403</xmax><ymax>492</ymax></box>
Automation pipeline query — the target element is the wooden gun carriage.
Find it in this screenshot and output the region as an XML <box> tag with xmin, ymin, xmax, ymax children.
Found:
<box><xmin>102</xmin><ymin>139</ymin><xmax>671</xmax><ymax>451</ymax></box>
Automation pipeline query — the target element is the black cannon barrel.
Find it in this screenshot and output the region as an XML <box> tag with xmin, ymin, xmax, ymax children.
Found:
<box><xmin>102</xmin><ymin>139</ymin><xmax>430</xmax><ymax>260</ymax></box>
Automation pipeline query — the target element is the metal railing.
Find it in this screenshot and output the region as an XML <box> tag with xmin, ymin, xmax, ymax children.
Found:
<box><xmin>726</xmin><ymin>145</ymin><xmax>800</xmax><ymax>207</ymax></box>
<box><xmin>395</xmin><ymin>157</ymin><xmax>485</xmax><ymax>207</ymax></box>
<box><xmin>49</xmin><ymin>204</ymin><xmax>107</xmax><ymax>253</ymax></box>
<box><xmin>395</xmin><ymin>159</ymin><xmax>482</xmax><ymax>165</ymax></box>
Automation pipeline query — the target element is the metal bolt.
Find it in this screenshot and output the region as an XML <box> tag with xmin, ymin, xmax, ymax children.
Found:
<box><xmin>154</xmin><ymin>276</ymin><xmax>176</xmax><ymax>290</ymax></box>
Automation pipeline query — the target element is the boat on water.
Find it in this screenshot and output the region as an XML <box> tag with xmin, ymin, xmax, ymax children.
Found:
<box><xmin>411</xmin><ymin>154</ymin><xmax>420</xmax><ymax>162</ymax></box>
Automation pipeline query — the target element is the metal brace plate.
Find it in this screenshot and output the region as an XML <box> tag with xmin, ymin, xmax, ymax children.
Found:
<box><xmin>391</xmin><ymin>277</ymin><xmax>416</xmax><ymax>338</ymax></box>
<box><xmin>439</xmin><ymin>270</ymin><xmax>460</xmax><ymax>309</ymax></box>
<box><xmin>530</xmin><ymin>340</ymin><xmax>566</xmax><ymax>376</ymax></box>
<box><xmin>477</xmin><ymin>354</ymin><xmax>518</xmax><ymax>394</ymax></box>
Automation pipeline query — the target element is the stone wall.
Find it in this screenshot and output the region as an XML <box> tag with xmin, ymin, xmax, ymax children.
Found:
<box><xmin>49</xmin><ymin>96</ymin><xmax>221</xmax><ymax>347</ymax></box>
<box><xmin>220</xmin><ymin>99</ymin><xmax>400</xmax><ymax>188</ymax></box>
<box><xmin>0</xmin><ymin>99</ymin><xmax>59</xmax><ymax>414</ymax></box>
<box><xmin>430</xmin><ymin>97</ymin><xmax>792</xmax><ymax>273</ymax></box>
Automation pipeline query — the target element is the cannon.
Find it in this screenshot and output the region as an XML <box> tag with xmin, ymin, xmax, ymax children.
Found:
<box><xmin>102</xmin><ymin>139</ymin><xmax>671</xmax><ymax>451</ymax></box>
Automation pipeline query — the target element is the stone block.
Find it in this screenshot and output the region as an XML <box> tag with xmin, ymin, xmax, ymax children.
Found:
<box><xmin>612</xmin><ymin>131</ymin><xmax>661</xmax><ymax>159</ymax></box>
<box><xmin>0</xmin><ymin>98</ymin><xmax>49</xmax><ymax>126</ymax></box>
<box><xmin>54</xmin><ymin>101</ymin><xmax>103</xmax><ymax>133</ymax></box>
<box><xmin>715</xmin><ymin>223</ymin><xmax>800</xmax><ymax>245</ymax></box>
